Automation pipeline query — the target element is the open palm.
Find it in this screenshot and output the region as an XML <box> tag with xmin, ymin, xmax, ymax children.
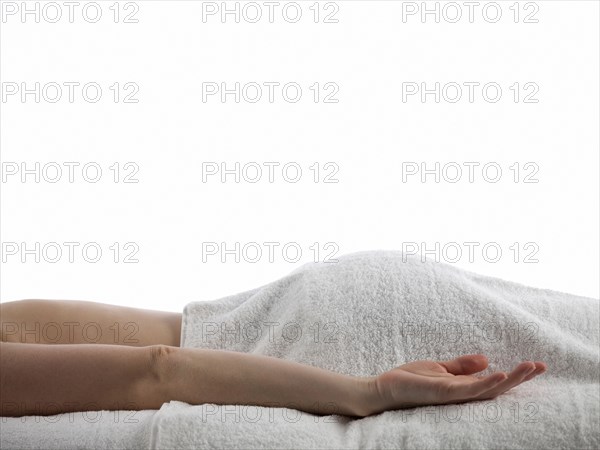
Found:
<box><xmin>370</xmin><ymin>354</ymin><xmax>547</xmax><ymax>414</ymax></box>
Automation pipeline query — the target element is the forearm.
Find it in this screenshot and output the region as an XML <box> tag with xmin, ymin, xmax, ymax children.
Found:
<box><xmin>153</xmin><ymin>346</ymin><xmax>375</xmax><ymax>417</ymax></box>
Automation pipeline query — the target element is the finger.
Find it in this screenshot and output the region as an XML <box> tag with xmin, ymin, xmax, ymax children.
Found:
<box><xmin>476</xmin><ymin>361</ymin><xmax>536</xmax><ymax>399</ymax></box>
<box><xmin>522</xmin><ymin>361</ymin><xmax>547</xmax><ymax>382</ymax></box>
<box><xmin>445</xmin><ymin>372</ymin><xmax>508</xmax><ymax>401</ymax></box>
<box><xmin>438</xmin><ymin>354</ymin><xmax>489</xmax><ymax>376</ymax></box>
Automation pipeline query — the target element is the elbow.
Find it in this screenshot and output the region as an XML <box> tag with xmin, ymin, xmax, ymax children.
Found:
<box><xmin>136</xmin><ymin>344</ymin><xmax>179</xmax><ymax>408</ymax></box>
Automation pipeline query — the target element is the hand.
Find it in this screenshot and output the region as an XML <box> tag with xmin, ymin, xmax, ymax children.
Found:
<box><xmin>361</xmin><ymin>354</ymin><xmax>547</xmax><ymax>416</ymax></box>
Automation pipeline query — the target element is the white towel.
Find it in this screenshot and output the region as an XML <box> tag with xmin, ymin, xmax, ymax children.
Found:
<box><xmin>152</xmin><ymin>250</ymin><xmax>600</xmax><ymax>449</ymax></box>
<box><xmin>0</xmin><ymin>409</ymin><xmax>157</xmax><ymax>449</ymax></box>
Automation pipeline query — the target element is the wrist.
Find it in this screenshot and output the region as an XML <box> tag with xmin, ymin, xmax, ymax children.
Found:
<box><xmin>346</xmin><ymin>375</ymin><xmax>382</xmax><ymax>418</ymax></box>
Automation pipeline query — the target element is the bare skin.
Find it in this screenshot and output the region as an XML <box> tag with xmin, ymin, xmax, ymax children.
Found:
<box><xmin>0</xmin><ymin>299</ymin><xmax>181</xmax><ymax>346</ymax></box>
<box><xmin>0</xmin><ymin>299</ymin><xmax>547</xmax><ymax>418</ymax></box>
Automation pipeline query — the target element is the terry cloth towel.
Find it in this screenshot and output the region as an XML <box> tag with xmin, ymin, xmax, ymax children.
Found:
<box><xmin>151</xmin><ymin>250</ymin><xmax>599</xmax><ymax>449</ymax></box>
<box><xmin>0</xmin><ymin>408</ymin><xmax>157</xmax><ymax>449</ymax></box>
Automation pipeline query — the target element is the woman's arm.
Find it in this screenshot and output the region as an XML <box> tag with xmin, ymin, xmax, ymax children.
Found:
<box><xmin>0</xmin><ymin>341</ymin><xmax>546</xmax><ymax>417</ymax></box>
<box><xmin>149</xmin><ymin>347</ymin><xmax>546</xmax><ymax>417</ymax></box>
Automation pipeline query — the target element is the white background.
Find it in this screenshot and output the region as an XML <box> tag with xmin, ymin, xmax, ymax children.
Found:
<box><xmin>1</xmin><ymin>0</ymin><xmax>598</xmax><ymax>312</ymax></box>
